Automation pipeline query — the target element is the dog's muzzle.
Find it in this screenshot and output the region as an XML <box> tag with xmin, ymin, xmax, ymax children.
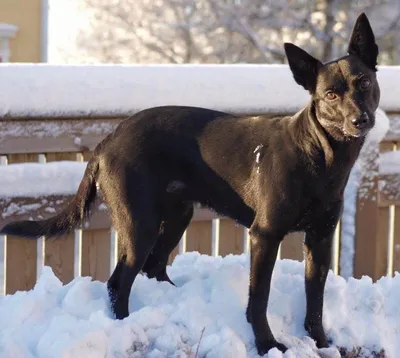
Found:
<box><xmin>351</xmin><ymin>112</ymin><xmax>369</xmax><ymax>130</ymax></box>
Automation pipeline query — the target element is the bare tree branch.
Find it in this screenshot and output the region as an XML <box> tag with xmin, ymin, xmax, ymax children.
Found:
<box><xmin>76</xmin><ymin>0</ymin><xmax>400</xmax><ymax>65</ymax></box>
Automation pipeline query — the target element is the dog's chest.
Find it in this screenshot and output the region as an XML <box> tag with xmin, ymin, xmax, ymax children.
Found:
<box><xmin>295</xmin><ymin>142</ymin><xmax>362</xmax><ymax>227</ymax></box>
<box><xmin>315</xmin><ymin>139</ymin><xmax>361</xmax><ymax>191</ymax></box>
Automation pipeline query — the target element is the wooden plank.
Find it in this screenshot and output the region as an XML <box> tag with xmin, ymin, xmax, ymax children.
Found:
<box><xmin>83</xmin><ymin>151</ymin><xmax>94</xmax><ymax>162</ymax></box>
<box><xmin>7</xmin><ymin>153</ymin><xmax>39</xmax><ymax>164</ymax></box>
<box><xmin>354</xmin><ymin>189</ymin><xmax>379</xmax><ymax>279</ymax></box>
<box><xmin>280</xmin><ymin>232</ymin><xmax>305</xmax><ymax>261</ymax></box>
<box><xmin>376</xmin><ymin>207</ymin><xmax>390</xmax><ymax>278</ymax></box>
<box><xmin>378</xmin><ymin>140</ymin><xmax>399</xmax><ymax>206</ymax></box>
<box><xmin>393</xmin><ymin>205</ymin><xmax>400</xmax><ymax>274</ymax></box>
<box><xmin>0</xmin><ymin>118</ymin><xmax>121</xmax><ymax>155</ymax></box>
<box><xmin>44</xmin><ymin>236</ymin><xmax>75</xmax><ymax>285</ymax></box>
<box><xmin>168</xmin><ymin>246</ymin><xmax>180</xmax><ymax>265</ymax></box>
<box><xmin>218</xmin><ymin>219</ymin><xmax>244</xmax><ymax>256</ymax></box>
<box><xmin>81</xmin><ymin>229</ymin><xmax>111</xmax><ymax>282</ymax></box>
<box><xmin>5</xmin><ymin>237</ymin><xmax>38</xmax><ymax>294</ymax></box>
<box><xmin>5</xmin><ymin>153</ymin><xmax>38</xmax><ymax>294</ymax></box>
<box><xmin>46</xmin><ymin>152</ymin><xmax>79</xmax><ymax>162</ymax></box>
<box><xmin>375</xmin><ymin>142</ymin><xmax>396</xmax><ymax>277</ymax></box>
<box><xmin>42</xmin><ymin>153</ymin><xmax>77</xmax><ymax>285</ymax></box>
<box><xmin>392</xmin><ymin>141</ymin><xmax>400</xmax><ymax>275</ymax></box>
<box><xmin>186</xmin><ymin>221</ymin><xmax>212</xmax><ymax>255</ymax></box>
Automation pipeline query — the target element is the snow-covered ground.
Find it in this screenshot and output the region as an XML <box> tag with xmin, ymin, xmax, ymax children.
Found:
<box><xmin>0</xmin><ymin>252</ymin><xmax>397</xmax><ymax>358</ymax></box>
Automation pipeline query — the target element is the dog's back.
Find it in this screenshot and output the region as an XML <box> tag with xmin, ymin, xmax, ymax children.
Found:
<box><xmin>98</xmin><ymin>105</ymin><xmax>273</xmax><ymax>225</ymax></box>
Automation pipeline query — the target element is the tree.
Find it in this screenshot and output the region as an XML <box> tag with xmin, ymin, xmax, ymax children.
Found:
<box><xmin>77</xmin><ymin>0</ymin><xmax>400</xmax><ymax>65</ymax></box>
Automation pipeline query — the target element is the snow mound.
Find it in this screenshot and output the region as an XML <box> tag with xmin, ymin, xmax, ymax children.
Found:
<box><xmin>0</xmin><ymin>253</ymin><xmax>397</xmax><ymax>357</ymax></box>
<box><xmin>380</xmin><ymin>151</ymin><xmax>400</xmax><ymax>175</ymax></box>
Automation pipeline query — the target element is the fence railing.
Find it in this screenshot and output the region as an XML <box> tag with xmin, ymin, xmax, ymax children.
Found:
<box><xmin>1</xmin><ymin>64</ymin><xmax>400</xmax><ymax>296</ymax></box>
<box><xmin>2</xmin><ymin>114</ymin><xmax>400</xmax><ymax>295</ymax></box>
<box><xmin>0</xmin><ymin>115</ymin><xmax>309</xmax><ymax>295</ymax></box>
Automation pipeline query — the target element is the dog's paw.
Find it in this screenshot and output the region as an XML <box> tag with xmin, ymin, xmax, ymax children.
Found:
<box><xmin>111</xmin><ymin>298</ymin><xmax>130</xmax><ymax>320</ymax></box>
<box><xmin>305</xmin><ymin>321</ymin><xmax>329</xmax><ymax>349</ymax></box>
<box><xmin>256</xmin><ymin>339</ymin><xmax>288</xmax><ymax>356</ymax></box>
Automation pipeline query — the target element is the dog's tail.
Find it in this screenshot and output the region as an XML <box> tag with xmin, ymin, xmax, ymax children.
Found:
<box><xmin>0</xmin><ymin>156</ymin><xmax>99</xmax><ymax>239</ymax></box>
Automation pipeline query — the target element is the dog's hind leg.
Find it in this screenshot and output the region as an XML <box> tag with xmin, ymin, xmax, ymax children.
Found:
<box><xmin>103</xmin><ymin>172</ymin><xmax>162</xmax><ymax>320</ymax></box>
<box><xmin>142</xmin><ymin>198</ymin><xmax>193</xmax><ymax>285</ymax></box>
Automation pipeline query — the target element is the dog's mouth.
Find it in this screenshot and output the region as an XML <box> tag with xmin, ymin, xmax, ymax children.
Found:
<box><xmin>317</xmin><ymin>114</ymin><xmax>374</xmax><ymax>141</ymax></box>
<box><xmin>343</xmin><ymin>120</ymin><xmax>374</xmax><ymax>139</ymax></box>
<box><xmin>342</xmin><ymin>127</ymin><xmax>370</xmax><ymax>140</ymax></box>
<box><xmin>320</xmin><ymin>120</ymin><xmax>371</xmax><ymax>141</ymax></box>
<box><xmin>343</xmin><ymin>127</ymin><xmax>363</xmax><ymax>138</ymax></box>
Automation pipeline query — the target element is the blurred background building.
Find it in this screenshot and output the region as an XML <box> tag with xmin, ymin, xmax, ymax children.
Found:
<box><xmin>0</xmin><ymin>0</ymin><xmax>47</xmax><ymax>62</ymax></box>
<box><xmin>1</xmin><ymin>0</ymin><xmax>399</xmax><ymax>65</ymax></box>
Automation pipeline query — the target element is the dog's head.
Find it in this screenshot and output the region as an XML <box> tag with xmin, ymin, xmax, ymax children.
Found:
<box><xmin>284</xmin><ymin>13</ymin><xmax>380</xmax><ymax>140</ymax></box>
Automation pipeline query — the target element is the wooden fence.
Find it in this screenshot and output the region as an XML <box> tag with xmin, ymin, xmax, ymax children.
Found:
<box><xmin>355</xmin><ymin>115</ymin><xmax>400</xmax><ymax>280</ymax></box>
<box><xmin>0</xmin><ymin>113</ymin><xmax>399</xmax><ymax>295</ymax></box>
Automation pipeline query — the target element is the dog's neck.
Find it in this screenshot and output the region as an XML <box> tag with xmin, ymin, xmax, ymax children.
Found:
<box><xmin>291</xmin><ymin>104</ymin><xmax>365</xmax><ymax>169</ymax></box>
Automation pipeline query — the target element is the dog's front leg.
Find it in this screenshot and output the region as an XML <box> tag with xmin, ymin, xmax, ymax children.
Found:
<box><xmin>246</xmin><ymin>226</ymin><xmax>287</xmax><ymax>355</ymax></box>
<box><xmin>304</xmin><ymin>202</ymin><xmax>342</xmax><ymax>348</ymax></box>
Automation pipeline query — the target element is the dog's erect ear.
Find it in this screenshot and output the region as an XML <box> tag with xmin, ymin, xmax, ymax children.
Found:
<box><xmin>284</xmin><ymin>43</ymin><xmax>322</xmax><ymax>93</ymax></box>
<box><xmin>348</xmin><ymin>13</ymin><xmax>379</xmax><ymax>71</ymax></box>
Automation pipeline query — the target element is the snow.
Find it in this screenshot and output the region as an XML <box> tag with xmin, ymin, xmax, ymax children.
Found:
<box><xmin>0</xmin><ymin>161</ymin><xmax>86</xmax><ymax>198</ymax></box>
<box><xmin>385</xmin><ymin>115</ymin><xmax>400</xmax><ymax>139</ymax></box>
<box><xmin>0</xmin><ymin>120</ymin><xmax>118</xmax><ymax>141</ymax></box>
<box><xmin>0</xmin><ymin>198</ymin><xmax>68</xmax><ymax>220</ymax></box>
<box><xmin>0</xmin><ymin>252</ymin><xmax>397</xmax><ymax>357</ymax></box>
<box><xmin>254</xmin><ymin>144</ymin><xmax>264</xmax><ymax>174</ymax></box>
<box><xmin>380</xmin><ymin>151</ymin><xmax>400</xmax><ymax>175</ymax></box>
<box><xmin>340</xmin><ymin>108</ymin><xmax>390</xmax><ymax>278</ymax></box>
<box><xmin>366</xmin><ymin>108</ymin><xmax>392</xmax><ymax>146</ymax></box>
<box><xmin>0</xmin><ymin>64</ymin><xmax>400</xmax><ymax>118</ymax></box>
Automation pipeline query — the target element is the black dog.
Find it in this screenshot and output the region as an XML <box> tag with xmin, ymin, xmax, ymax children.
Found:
<box><xmin>1</xmin><ymin>13</ymin><xmax>380</xmax><ymax>355</ymax></box>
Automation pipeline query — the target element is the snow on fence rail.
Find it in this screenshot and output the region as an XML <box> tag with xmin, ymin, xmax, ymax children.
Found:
<box><xmin>0</xmin><ymin>64</ymin><xmax>400</xmax><ymax>118</ymax></box>
<box><xmin>0</xmin><ymin>64</ymin><xmax>400</xmax><ymax>297</ymax></box>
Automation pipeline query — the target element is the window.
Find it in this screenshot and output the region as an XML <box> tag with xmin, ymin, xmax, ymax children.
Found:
<box><xmin>0</xmin><ymin>23</ymin><xmax>18</xmax><ymax>62</ymax></box>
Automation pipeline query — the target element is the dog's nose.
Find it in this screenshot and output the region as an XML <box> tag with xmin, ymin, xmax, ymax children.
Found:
<box><xmin>351</xmin><ymin>113</ymin><xmax>369</xmax><ymax>129</ymax></box>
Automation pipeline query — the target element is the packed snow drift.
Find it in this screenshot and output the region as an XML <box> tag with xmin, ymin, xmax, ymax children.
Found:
<box><xmin>0</xmin><ymin>252</ymin><xmax>396</xmax><ymax>357</ymax></box>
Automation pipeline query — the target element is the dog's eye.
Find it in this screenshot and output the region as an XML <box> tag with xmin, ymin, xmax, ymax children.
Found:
<box><xmin>360</xmin><ymin>78</ymin><xmax>371</xmax><ymax>90</ymax></box>
<box><xmin>325</xmin><ymin>91</ymin><xmax>337</xmax><ymax>101</ymax></box>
